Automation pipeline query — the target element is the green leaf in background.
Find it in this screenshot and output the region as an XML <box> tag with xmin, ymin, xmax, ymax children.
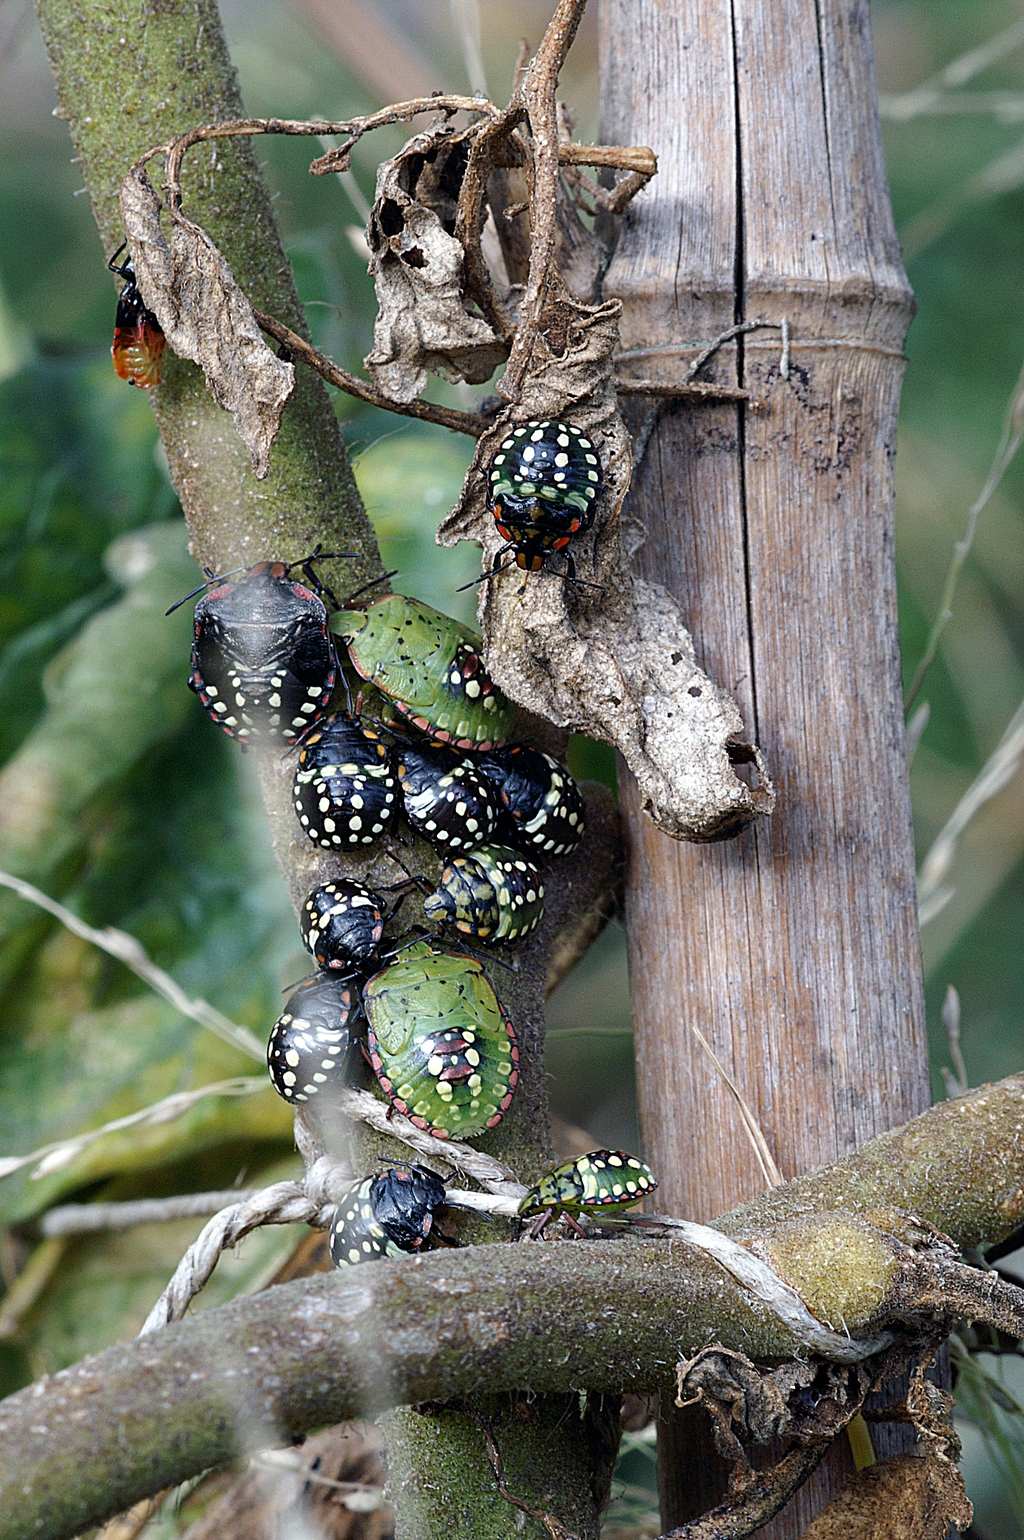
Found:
<box><xmin>353</xmin><ymin>428</ymin><xmax>479</xmax><ymax>616</ymax></box>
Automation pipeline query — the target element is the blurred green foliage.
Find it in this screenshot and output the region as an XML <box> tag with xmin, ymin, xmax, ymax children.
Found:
<box><xmin>0</xmin><ymin>1</ymin><xmax>1022</xmax><ymax>1532</ymax></box>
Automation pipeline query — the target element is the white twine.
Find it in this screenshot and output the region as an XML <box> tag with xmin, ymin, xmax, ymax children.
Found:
<box><xmin>630</xmin><ymin>1215</ymin><xmax>894</xmax><ymax>1363</ymax></box>
<box><xmin>142</xmin><ymin>1156</ymin><xmax>891</xmax><ymax>1364</ymax></box>
<box><xmin>330</xmin><ymin>1088</ymin><xmax>525</xmax><ymax>1195</ymax></box>
<box><xmin>142</xmin><ymin>1103</ymin><xmax>529</xmax><ymax>1333</ymax></box>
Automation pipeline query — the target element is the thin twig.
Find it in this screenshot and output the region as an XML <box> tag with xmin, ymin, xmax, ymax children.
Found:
<box><xmin>255</xmin><ymin>308</ymin><xmax>491</xmax><ymax>436</ymax></box>
<box><xmin>556</xmin><ymin>142</ymin><xmax>656</xmax><ymax>175</ymax></box>
<box><xmin>0</xmin><ymin>869</ymin><xmax>263</xmax><ymax>1061</ymax></box>
<box><xmin>40</xmin><ymin>1190</ymin><xmax>259</xmax><ymax>1236</ymax></box>
<box><xmin>454</xmin><ymin>105</ymin><xmax>525</xmax><ymax>339</ymax></box>
<box><xmin>615</xmin><ymin>377</ymin><xmax>749</xmax><ymax>403</ymax></box>
<box><xmin>500</xmin><ymin>0</ymin><xmax>591</xmax><ymax>401</ymax></box>
<box><xmin>905</xmin><ymin>359</ymin><xmax>1024</xmax><ymax>709</ymax></box>
<box><xmin>683</xmin><ymin>320</ymin><xmax>788</xmax><ymax>383</ymax></box>
<box><xmin>626</xmin><ymin>321</ymin><xmax>788</xmax><ymax>469</ymax></box>
<box><xmin>133</xmin><ymin>99</ymin><xmax>502</xmax><ymax>194</ymax></box>
<box><xmin>474</xmin><ymin>1413</ymin><xmax>579</xmax><ymax>1539</ymax></box>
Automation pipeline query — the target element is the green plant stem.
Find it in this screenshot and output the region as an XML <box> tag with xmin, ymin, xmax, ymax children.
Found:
<box><xmin>34</xmin><ymin>4</ymin><xmax>616</xmax><ymax>1535</ymax></box>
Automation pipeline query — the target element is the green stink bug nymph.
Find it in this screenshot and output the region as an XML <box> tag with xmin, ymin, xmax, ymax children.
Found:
<box><xmin>518</xmin><ymin>1150</ymin><xmax>657</xmax><ymax>1237</ymax></box>
<box><xmin>363</xmin><ymin>941</ymin><xmax>520</xmax><ymax>1140</ymax></box>
<box><xmin>332</xmin><ymin>594</ymin><xmax>518</xmax><ymax>751</ymax></box>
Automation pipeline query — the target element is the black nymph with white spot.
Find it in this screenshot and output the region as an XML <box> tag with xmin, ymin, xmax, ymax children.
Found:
<box><xmin>293</xmin><ymin>712</ymin><xmax>399</xmax><ymax>850</ymax></box>
<box><xmin>328</xmin><ymin>1164</ymin><xmax>449</xmax><ymax>1269</ymax></box>
<box><xmin>485</xmin><ymin>419</ymin><xmax>603</xmax><ymax>577</ymax></box>
<box><xmin>266</xmin><ymin>972</ymin><xmax>363</xmax><ymax>1105</ymax></box>
<box><xmin>184</xmin><ymin>559</ymin><xmax>339</xmax><ymax>745</ymax></box>
<box><xmin>301</xmin><ymin>880</ymin><xmax>388</xmax><ymax>972</ymax></box>
<box><xmin>478</xmin><ymin>744</ymin><xmax>585</xmax><ymax>858</ymax></box>
<box><xmin>397</xmin><ymin>742</ymin><xmax>501</xmax><ymax>853</ymax></box>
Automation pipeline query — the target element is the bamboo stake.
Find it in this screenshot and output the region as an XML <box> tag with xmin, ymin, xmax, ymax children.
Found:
<box><xmin>600</xmin><ymin>1</ymin><xmax>927</xmax><ymax>1531</ymax></box>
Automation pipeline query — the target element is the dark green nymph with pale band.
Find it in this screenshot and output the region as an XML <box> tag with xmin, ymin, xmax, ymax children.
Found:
<box><xmin>486</xmin><ymin>419</ymin><xmax>603</xmax><ymax>577</ymax></box>
<box><xmin>518</xmin><ymin>1149</ymin><xmax>658</xmax><ymax>1236</ymax></box>
<box><xmin>422</xmin><ymin>843</ymin><xmax>544</xmax><ymax>945</ymax></box>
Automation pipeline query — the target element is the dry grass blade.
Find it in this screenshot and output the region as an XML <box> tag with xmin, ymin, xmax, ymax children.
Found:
<box><xmin>882</xmin><ymin>16</ymin><xmax>1024</xmax><ymax>122</ymax></box>
<box><xmin>0</xmin><ymin>869</ymin><xmax>264</xmax><ymax>1061</ymax></box>
<box><xmin>450</xmin><ymin>0</ymin><xmax>488</xmax><ymax>96</ymax></box>
<box><xmin>906</xmin><ymin>358</ymin><xmax>1024</xmax><ymax>709</ymax></box>
<box><xmin>0</xmin><ymin>1077</ymin><xmax>266</xmax><ymax>1182</ymax></box>
<box><xmin>687</xmin><ymin>1022</ymin><xmax>784</xmax><ymax>1189</ymax></box>
<box><xmin>906</xmin><ymin>701</ymin><xmax>931</xmax><ymax>765</ymax></box>
<box><xmin>918</xmin><ymin>698</ymin><xmax>1024</xmax><ymax>926</ymax></box>
<box><xmin>881</xmin><ymin>90</ymin><xmax>1024</xmax><ymax>124</ymax></box>
<box><xmin>941</xmin><ymin>985</ymin><xmax>969</xmax><ymax>1099</ymax></box>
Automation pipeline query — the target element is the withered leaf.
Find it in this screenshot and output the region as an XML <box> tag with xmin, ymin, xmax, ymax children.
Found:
<box><xmin>120</xmin><ymin>167</ymin><xmax>294</xmax><ymax>479</ymax></box>
<box><xmin>797</xmin><ymin>1453</ymin><xmax>972</xmax><ymax>1539</ymax></box>
<box><xmin>438</xmin><ymin>290</ymin><xmax>774</xmax><ymax>842</ymax></box>
<box><xmin>364</xmin><ymin>126</ymin><xmax>506</xmax><ymax>403</ymax></box>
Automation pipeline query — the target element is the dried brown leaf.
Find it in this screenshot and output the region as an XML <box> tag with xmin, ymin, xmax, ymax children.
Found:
<box><xmin>119</xmin><ymin>168</ymin><xmax>294</xmax><ymax>478</ymax></box>
<box><xmin>364</xmin><ymin>126</ymin><xmax>507</xmax><ymax>403</ymax></box>
<box><xmin>438</xmin><ymin>289</ymin><xmax>774</xmax><ymax>841</ymax></box>
<box><xmin>797</xmin><ymin>1454</ymin><xmax>972</xmax><ymax>1540</ymax></box>
<box><xmin>674</xmin><ymin>1348</ymin><xmax>872</xmax><ymax>1465</ymax></box>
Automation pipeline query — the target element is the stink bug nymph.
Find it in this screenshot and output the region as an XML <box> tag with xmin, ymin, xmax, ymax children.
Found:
<box><xmin>293</xmin><ymin>712</ymin><xmax>399</xmax><ymax>850</ymax></box>
<box><xmin>301</xmin><ymin>880</ymin><xmax>388</xmax><ymax>972</ymax></box>
<box><xmin>332</xmin><ymin>594</ymin><xmax>517</xmax><ymax>752</ymax></box>
<box><xmin>484</xmin><ymin>419</ymin><xmax>602</xmax><ymax>579</ymax></box>
<box><xmin>422</xmin><ymin>844</ymin><xmax>544</xmax><ymax>946</ymax></box>
<box><xmin>181</xmin><ymin>555</ymin><xmax>350</xmax><ymax>745</ymax></box>
<box><xmin>370</xmin><ymin>1163</ymin><xmax>449</xmax><ymax>1251</ymax></box>
<box><xmin>518</xmin><ymin>1150</ymin><xmax>658</xmax><ymax>1237</ymax></box>
<box><xmin>329</xmin><ymin>1164</ymin><xmax>449</xmax><ymax>1269</ymax></box>
<box><xmin>266</xmin><ymin>972</ymin><xmax>363</xmax><ymax>1105</ymax></box>
<box><xmin>478</xmin><ymin>745</ymin><xmax>585</xmax><ymax>858</ymax></box>
<box><xmin>397</xmin><ymin>743</ymin><xmax>501</xmax><ymax>853</ymax></box>
<box><xmin>108</xmin><ymin>242</ymin><xmax>165</xmax><ymax>389</ymax></box>
<box><xmin>363</xmin><ymin>940</ymin><xmax>520</xmax><ymax>1140</ymax></box>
